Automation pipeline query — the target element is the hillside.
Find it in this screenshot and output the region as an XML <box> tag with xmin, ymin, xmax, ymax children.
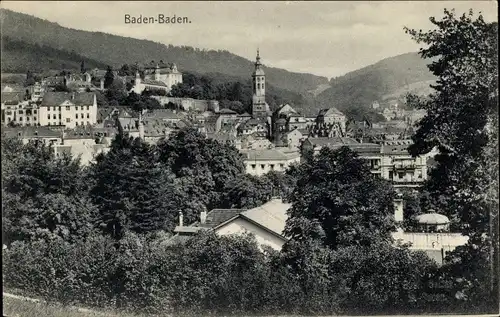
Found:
<box><xmin>1</xmin><ymin>36</ymin><xmax>108</xmax><ymax>73</ymax></box>
<box><xmin>0</xmin><ymin>9</ymin><xmax>328</xmax><ymax>93</ymax></box>
<box><xmin>316</xmin><ymin>52</ymin><xmax>436</xmax><ymax>117</ymax></box>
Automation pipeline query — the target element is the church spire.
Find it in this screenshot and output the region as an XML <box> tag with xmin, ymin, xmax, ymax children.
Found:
<box><xmin>255</xmin><ymin>48</ymin><xmax>261</xmax><ymax>66</ymax></box>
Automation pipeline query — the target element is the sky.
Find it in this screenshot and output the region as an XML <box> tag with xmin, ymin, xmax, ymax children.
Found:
<box><xmin>1</xmin><ymin>1</ymin><xmax>498</xmax><ymax>78</ymax></box>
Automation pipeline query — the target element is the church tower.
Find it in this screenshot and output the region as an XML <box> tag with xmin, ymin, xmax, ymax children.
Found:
<box><xmin>252</xmin><ymin>49</ymin><xmax>268</xmax><ymax>119</ymax></box>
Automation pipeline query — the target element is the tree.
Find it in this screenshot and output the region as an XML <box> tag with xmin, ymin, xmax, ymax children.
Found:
<box><xmin>284</xmin><ymin>146</ymin><xmax>396</xmax><ymax>250</ymax></box>
<box><xmin>80</xmin><ymin>60</ymin><xmax>86</xmax><ymax>73</ymax></box>
<box><xmin>157</xmin><ymin>128</ymin><xmax>245</xmax><ymax>208</ymax></box>
<box><xmin>2</xmin><ymin>138</ymin><xmax>94</xmax><ymax>244</ymax></box>
<box><xmin>104</xmin><ymin>66</ymin><xmax>114</xmax><ymax>89</ymax></box>
<box><xmin>220</xmin><ymin>174</ymin><xmax>272</xmax><ymax>209</ymax></box>
<box><xmin>89</xmin><ymin>136</ymin><xmax>177</xmax><ymax>238</ymax></box>
<box><xmin>404</xmin><ymin>9</ymin><xmax>498</xmax><ymax>308</ymax></box>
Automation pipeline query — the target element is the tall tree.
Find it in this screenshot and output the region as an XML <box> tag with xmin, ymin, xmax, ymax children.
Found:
<box><xmin>285</xmin><ymin>146</ymin><xmax>396</xmax><ymax>250</ymax></box>
<box><xmin>404</xmin><ymin>9</ymin><xmax>498</xmax><ymax>306</ymax></box>
<box><xmin>157</xmin><ymin>128</ymin><xmax>245</xmax><ymax>208</ymax></box>
<box><xmin>89</xmin><ymin>136</ymin><xmax>176</xmax><ymax>238</ymax></box>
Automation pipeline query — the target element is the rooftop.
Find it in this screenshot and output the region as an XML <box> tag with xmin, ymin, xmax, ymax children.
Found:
<box><xmin>41</xmin><ymin>92</ymin><xmax>95</xmax><ymax>107</ymax></box>
<box><xmin>242</xmin><ymin>148</ymin><xmax>291</xmax><ymax>161</ymax></box>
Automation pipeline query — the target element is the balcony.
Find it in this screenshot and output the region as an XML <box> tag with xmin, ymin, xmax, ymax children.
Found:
<box><xmin>393</xmin><ymin>162</ymin><xmax>416</xmax><ymax>169</ymax></box>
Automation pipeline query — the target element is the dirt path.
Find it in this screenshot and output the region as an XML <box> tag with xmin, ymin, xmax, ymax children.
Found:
<box><xmin>2</xmin><ymin>292</ymin><xmax>112</xmax><ymax>316</ymax></box>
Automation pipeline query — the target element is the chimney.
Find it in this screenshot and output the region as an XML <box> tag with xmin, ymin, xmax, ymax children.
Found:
<box><xmin>393</xmin><ymin>195</ymin><xmax>404</xmax><ymax>223</ymax></box>
<box><xmin>200</xmin><ymin>207</ymin><xmax>207</xmax><ymax>225</ymax></box>
<box><xmin>179</xmin><ymin>212</ymin><xmax>184</xmax><ymax>227</ymax></box>
<box><xmin>138</xmin><ymin>111</ymin><xmax>145</xmax><ymax>140</ymax></box>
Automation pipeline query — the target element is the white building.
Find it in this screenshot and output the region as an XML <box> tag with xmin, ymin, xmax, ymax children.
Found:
<box><xmin>38</xmin><ymin>92</ymin><xmax>98</xmax><ymax>128</ymax></box>
<box><xmin>241</xmin><ymin>148</ymin><xmax>301</xmax><ymax>176</ymax></box>
<box><xmin>173</xmin><ymin>198</ymin><xmax>290</xmax><ymax>251</ymax></box>
<box><xmin>132</xmin><ymin>63</ymin><xmax>182</xmax><ymax>95</ymax></box>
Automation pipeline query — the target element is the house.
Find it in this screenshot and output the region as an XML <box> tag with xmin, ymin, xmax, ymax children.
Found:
<box><xmin>1</xmin><ymin>126</ymin><xmax>63</xmax><ymax>145</ymax></box>
<box><xmin>39</xmin><ymin>92</ymin><xmax>98</xmax><ymax>129</ymax></box>
<box><xmin>132</xmin><ymin>62</ymin><xmax>182</xmax><ymax>95</ymax></box>
<box><xmin>173</xmin><ymin>198</ymin><xmax>291</xmax><ymax>251</ymax></box>
<box><xmin>276</xmin><ymin>103</ymin><xmax>297</xmax><ymax>117</ymax></box>
<box><xmin>286</xmin><ymin>113</ymin><xmax>309</xmax><ymax>131</ymax></box>
<box><xmin>171</xmin><ymin>197</ymin><xmax>467</xmax><ymax>263</ymax></box>
<box><xmin>241</xmin><ymin>136</ymin><xmax>274</xmax><ymax>150</ymax></box>
<box><xmin>57</xmin><ymin>126</ymin><xmax>114</xmax><ymax>164</ymax></box>
<box><xmin>206</xmin><ymin>133</ymin><xmax>242</xmax><ymax>150</ymax></box>
<box><xmin>1</xmin><ymin>100</ymin><xmax>38</xmax><ymax>127</ymax></box>
<box><xmin>379</xmin><ymin>140</ymin><xmax>428</xmax><ymax>188</ymax></box>
<box><xmin>241</xmin><ymin>148</ymin><xmax>300</xmax><ymax>176</ymax></box>
<box><xmin>316</xmin><ymin>107</ymin><xmax>347</xmax><ymax>134</ymax></box>
<box><xmin>302</xmin><ymin>137</ymin><xmax>430</xmax><ymax>188</ymax></box>
<box><xmin>238</xmin><ymin>118</ymin><xmax>268</xmax><ymax>139</ymax></box>
<box><xmin>284</xmin><ymin>129</ymin><xmax>304</xmax><ymax>151</ymax></box>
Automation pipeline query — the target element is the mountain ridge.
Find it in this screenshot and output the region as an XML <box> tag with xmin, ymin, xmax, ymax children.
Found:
<box><xmin>0</xmin><ymin>8</ymin><xmax>328</xmax><ymax>94</ymax></box>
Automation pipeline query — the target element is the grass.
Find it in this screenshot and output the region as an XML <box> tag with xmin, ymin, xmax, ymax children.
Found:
<box><xmin>2</xmin><ymin>294</ymin><xmax>144</xmax><ymax>317</ymax></box>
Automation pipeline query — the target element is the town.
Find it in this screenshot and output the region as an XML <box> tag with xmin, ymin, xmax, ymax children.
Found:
<box><xmin>1</xmin><ymin>3</ymin><xmax>498</xmax><ymax>317</ymax></box>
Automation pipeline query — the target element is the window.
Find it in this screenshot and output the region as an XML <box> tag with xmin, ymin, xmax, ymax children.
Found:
<box><xmin>59</xmin><ymin>107</ymin><xmax>61</xmax><ymax>111</ymax></box>
<box><xmin>53</xmin><ymin>114</ymin><xmax>56</xmax><ymax>119</ymax></box>
<box><xmin>66</xmin><ymin>118</ymin><xmax>70</xmax><ymax>123</ymax></box>
<box><xmin>33</xmin><ymin>110</ymin><xmax>37</xmax><ymax>114</ymax></box>
<box><xmin>280</xmin><ymin>163</ymin><xmax>285</xmax><ymax>168</ymax></box>
<box><xmin>257</xmin><ymin>83</ymin><xmax>261</xmax><ymax>89</ymax></box>
<box><xmin>19</xmin><ymin>117</ymin><xmax>23</xmax><ymax>121</ymax></box>
<box><xmin>66</xmin><ymin>106</ymin><xmax>70</xmax><ymax>110</ymax></box>
<box><xmin>87</xmin><ymin>121</ymin><xmax>90</xmax><ymax>125</ymax></box>
<box><xmin>76</xmin><ymin>122</ymin><xmax>79</xmax><ymax>126</ymax></box>
<box><xmin>34</xmin><ymin>117</ymin><xmax>37</xmax><ymax>121</ymax></box>
<box><xmin>18</xmin><ymin>110</ymin><xmax>23</xmax><ymax>114</ymax></box>
<box><xmin>87</xmin><ymin>113</ymin><xmax>90</xmax><ymax>119</ymax></box>
<box><xmin>86</xmin><ymin>106</ymin><xmax>90</xmax><ymax>110</ymax></box>
<box><xmin>76</xmin><ymin>114</ymin><xmax>79</xmax><ymax>119</ymax></box>
<box><xmin>47</xmin><ymin>114</ymin><xmax>51</xmax><ymax>120</ymax></box>
<box><xmin>59</xmin><ymin>114</ymin><xmax>61</xmax><ymax>119</ymax></box>
<box><xmin>398</xmin><ymin>172</ymin><xmax>404</xmax><ymax>179</ymax></box>
<box><xmin>260</xmin><ymin>164</ymin><xmax>265</xmax><ymax>169</ymax></box>
<box><xmin>53</xmin><ymin>107</ymin><xmax>57</xmax><ymax>111</ymax></box>
<box><xmin>26</xmin><ymin>117</ymin><xmax>30</xmax><ymax>121</ymax></box>
<box><xmin>270</xmin><ymin>164</ymin><xmax>275</xmax><ymax>170</ymax></box>
<box><xmin>262</xmin><ymin>83</ymin><xmax>265</xmax><ymax>89</ymax></box>
<box><xmin>81</xmin><ymin>122</ymin><xmax>84</xmax><ymax>126</ymax></box>
<box><xmin>76</xmin><ymin>106</ymin><xmax>79</xmax><ymax>111</ymax></box>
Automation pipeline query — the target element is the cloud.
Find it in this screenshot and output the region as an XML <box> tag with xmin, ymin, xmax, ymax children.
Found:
<box><xmin>1</xmin><ymin>1</ymin><xmax>497</xmax><ymax>78</ymax></box>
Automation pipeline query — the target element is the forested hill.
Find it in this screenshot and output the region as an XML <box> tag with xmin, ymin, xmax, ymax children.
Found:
<box><xmin>315</xmin><ymin>52</ymin><xmax>436</xmax><ymax>117</ymax></box>
<box><xmin>1</xmin><ymin>36</ymin><xmax>108</xmax><ymax>73</ymax></box>
<box><xmin>0</xmin><ymin>9</ymin><xmax>328</xmax><ymax>93</ymax></box>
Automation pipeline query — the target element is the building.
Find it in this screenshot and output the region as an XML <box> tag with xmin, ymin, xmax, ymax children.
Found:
<box><xmin>301</xmin><ymin>137</ymin><xmax>430</xmax><ymax>188</ymax></box>
<box><xmin>132</xmin><ymin>62</ymin><xmax>182</xmax><ymax>95</ymax></box>
<box><xmin>38</xmin><ymin>92</ymin><xmax>98</xmax><ymax>129</ymax></box>
<box><xmin>283</xmin><ymin>129</ymin><xmax>304</xmax><ymax>151</ymax></box>
<box><xmin>241</xmin><ymin>148</ymin><xmax>301</xmax><ymax>176</ymax></box>
<box><xmin>316</xmin><ymin>108</ymin><xmax>347</xmax><ymax>134</ymax></box>
<box><xmin>1</xmin><ymin>126</ymin><xmax>63</xmax><ymax>145</ymax></box>
<box><xmin>171</xmin><ymin>197</ymin><xmax>467</xmax><ymax>261</ymax></box>
<box><xmin>173</xmin><ymin>198</ymin><xmax>290</xmax><ymax>251</ymax></box>
<box><xmin>151</xmin><ymin>96</ymin><xmax>219</xmax><ymax>112</ymax></box>
<box><xmin>380</xmin><ymin>140</ymin><xmax>428</xmax><ymax>188</ymax></box>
